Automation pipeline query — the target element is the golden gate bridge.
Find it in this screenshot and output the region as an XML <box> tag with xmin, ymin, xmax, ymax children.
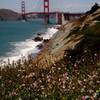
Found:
<box><xmin>21</xmin><ymin>0</ymin><xmax>84</xmax><ymax>24</ymax></box>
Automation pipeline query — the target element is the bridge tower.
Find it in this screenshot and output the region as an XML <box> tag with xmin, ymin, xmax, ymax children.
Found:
<box><xmin>21</xmin><ymin>0</ymin><xmax>26</xmax><ymax>20</ymax></box>
<box><xmin>44</xmin><ymin>0</ymin><xmax>50</xmax><ymax>24</ymax></box>
<box><xmin>56</xmin><ymin>12</ymin><xmax>62</xmax><ymax>24</ymax></box>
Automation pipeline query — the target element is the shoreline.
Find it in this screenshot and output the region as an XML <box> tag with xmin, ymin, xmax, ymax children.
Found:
<box><xmin>0</xmin><ymin>25</ymin><xmax>58</xmax><ymax>66</ymax></box>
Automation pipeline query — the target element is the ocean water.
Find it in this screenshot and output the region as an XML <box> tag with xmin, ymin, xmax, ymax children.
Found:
<box><xmin>0</xmin><ymin>20</ymin><xmax>58</xmax><ymax>64</ymax></box>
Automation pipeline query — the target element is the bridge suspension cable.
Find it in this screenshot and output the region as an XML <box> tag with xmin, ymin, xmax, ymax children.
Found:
<box><xmin>21</xmin><ymin>0</ymin><xmax>25</xmax><ymax>19</ymax></box>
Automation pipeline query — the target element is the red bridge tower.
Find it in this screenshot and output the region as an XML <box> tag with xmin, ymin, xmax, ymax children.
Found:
<box><xmin>44</xmin><ymin>0</ymin><xmax>50</xmax><ymax>24</ymax></box>
<box><xmin>21</xmin><ymin>0</ymin><xmax>26</xmax><ymax>19</ymax></box>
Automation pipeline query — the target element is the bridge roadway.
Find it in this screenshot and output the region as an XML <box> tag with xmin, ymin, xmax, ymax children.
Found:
<box><xmin>24</xmin><ymin>12</ymin><xmax>83</xmax><ymax>16</ymax></box>
<box><xmin>21</xmin><ymin>12</ymin><xmax>84</xmax><ymax>24</ymax></box>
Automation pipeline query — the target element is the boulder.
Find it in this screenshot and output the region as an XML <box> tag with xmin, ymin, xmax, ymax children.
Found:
<box><xmin>33</xmin><ymin>36</ymin><xmax>43</xmax><ymax>42</ymax></box>
<box><xmin>43</xmin><ymin>39</ymin><xmax>50</xmax><ymax>43</ymax></box>
<box><xmin>36</xmin><ymin>44</ymin><xmax>43</xmax><ymax>49</ymax></box>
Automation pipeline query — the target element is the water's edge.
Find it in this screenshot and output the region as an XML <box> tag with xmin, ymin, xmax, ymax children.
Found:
<box><xmin>0</xmin><ymin>23</ymin><xmax>58</xmax><ymax>65</ymax></box>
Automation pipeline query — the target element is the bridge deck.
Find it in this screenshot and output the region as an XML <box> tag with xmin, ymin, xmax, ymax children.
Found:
<box><xmin>24</xmin><ymin>12</ymin><xmax>84</xmax><ymax>16</ymax></box>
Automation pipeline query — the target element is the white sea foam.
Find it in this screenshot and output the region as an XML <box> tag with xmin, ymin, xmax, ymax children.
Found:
<box><xmin>42</xmin><ymin>27</ymin><xmax>58</xmax><ymax>39</ymax></box>
<box><xmin>0</xmin><ymin>27</ymin><xmax>58</xmax><ymax>65</ymax></box>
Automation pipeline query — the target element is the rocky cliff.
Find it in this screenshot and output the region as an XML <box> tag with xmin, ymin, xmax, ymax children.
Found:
<box><xmin>35</xmin><ymin>8</ymin><xmax>100</xmax><ymax>68</ymax></box>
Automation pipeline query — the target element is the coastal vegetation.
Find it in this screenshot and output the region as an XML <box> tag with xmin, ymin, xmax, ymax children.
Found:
<box><xmin>0</xmin><ymin>5</ymin><xmax>100</xmax><ymax>99</ymax></box>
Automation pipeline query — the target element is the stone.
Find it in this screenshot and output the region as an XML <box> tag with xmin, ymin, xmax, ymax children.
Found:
<box><xmin>36</xmin><ymin>44</ymin><xmax>43</xmax><ymax>49</ymax></box>
<box><xmin>43</xmin><ymin>39</ymin><xmax>50</xmax><ymax>43</ymax></box>
<box><xmin>33</xmin><ymin>36</ymin><xmax>43</xmax><ymax>42</ymax></box>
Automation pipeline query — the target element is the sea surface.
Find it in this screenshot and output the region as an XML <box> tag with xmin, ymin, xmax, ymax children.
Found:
<box><xmin>0</xmin><ymin>20</ymin><xmax>58</xmax><ymax>64</ymax></box>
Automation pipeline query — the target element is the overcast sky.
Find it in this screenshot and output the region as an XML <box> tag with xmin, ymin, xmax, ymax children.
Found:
<box><xmin>0</xmin><ymin>0</ymin><xmax>100</xmax><ymax>13</ymax></box>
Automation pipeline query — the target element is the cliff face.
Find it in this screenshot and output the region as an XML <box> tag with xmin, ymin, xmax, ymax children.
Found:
<box><xmin>36</xmin><ymin>8</ymin><xmax>100</xmax><ymax>67</ymax></box>
<box><xmin>51</xmin><ymin>9</ymin><xmax>100</xmax><ymax>54</ymax></box>
<box><xmin>0</xmin><ymin>9</ymin><xmax>21</xmax><ymax>21</ymax></box>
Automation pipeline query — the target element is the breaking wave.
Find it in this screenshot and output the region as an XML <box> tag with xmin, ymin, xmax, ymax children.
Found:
<box><xmin>0</xmin><ymin>27</ymin><xmax>58</xmax><ymax>65</ymax></box>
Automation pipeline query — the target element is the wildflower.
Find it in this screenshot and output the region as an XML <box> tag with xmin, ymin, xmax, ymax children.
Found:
<box><xmin>41</xmin><ymin>85</ymin><xmax>44</xmax><ymax>90</ymax></box>
<box><xmin>93</xmin><ymin>92</ymin><xmax>97</xmax><ymax>98</ymax></box>
<box><xmin>47</xmin><ymin>78</ymin><xmax>50</xmax><ymax>82</ymax></box>
<box><xmin>62</xmin><ymin>84</ymin><xmax>66</xmax><ymax>89</ymax></box>
<box><xmin>88</xmin><ymin>75</ymin><xmax>92</xmax><ymax>80</ymax></box>
<box><xmin>85</xmin><ymin>96</ymin><xmax>90</xmax><ymax>99</ymax></box>
<box><xmin>21</xmin><ymin>75</ymin><xmax>24</xmax><ymax>79</ymax></box>
<box><xmin>25</xmin><ymin>75</ymin><xmax>28</xmax><ymax>79</ymax></box>
<box><xmin>93</xmin><ymin>74</ymin><xmax>96</xmax><ymax>78</ymax></box>
<box><xmin>81</xmin><ymin>88</ymin><xmax>85</xmax><ymax>93</ymax></box>
<box><xmin>97</xmin><ymin>81</ymin><xmax>100</xmax><ymax>84</ymax></box>
<box><xmin>89</xmin><ymin>89</ymin><xmax>94</xmax><ymax>93</ymax></box>
<box><xmin>67</xmin><ymin>76</ymin><xmax>69</xmax><ymax>80</ymax></box>
<box><xmin>59</xmin><ymin>78</ymin><xmax>61</xmax><ymax>81</ymax></box>
<box><xmin>83</xmin><ymin>79</ymin><xmax>87</xmax><ymax>82</ymax></box>
<box><xmin>63</xmin><ymin>73</ymin><xmax>68</xmax><ymax>79</ymax></box>
<box><xmin>72</xmin><ymin>86</ymin><xmax>75</xmax><ymax>90</ymax></box>
<box><xmin>78</xmin><ymin>80</ymin><xmax>82</xmax><ymax>85</ymax></box>
<box><xmin>11</xmin><ymin>91</ymin><xmax>18</xmax><ymax>96</ymax></box>
<box><xmin>28</xmin><ymin>72</ymin><xmax>35</xmax><ymax>78</ymax></box>
<box><xmin>74</xmin><ymin>63</ymin><xmax>77</xmax><ymax>67</ymax></box>
<box><xmin>48</xmin><ymin>84</ymin><xmax>52</xmax><ymax>89</ymax></box>
<box><xmin>84</xmin><ymin>50</ymin><xmax>87</xmax><ymax>53</ymax></box>
<box><xmin>83</xmin><ymin>85</ymin><xmax>86</xmax><ymax>88</ymax></box>
<box><xmin>38</xmin><ymin>79</ymin><xmax>42</xmax><ymax>83</ymax></box>
<box><xmin>62</xmin><ymin>80</ymin><xmax>66</xmax><ymax>84</ymax></box>
<box><xmin>94</xmin><ymin>53</ymin><xmax>97</xmax><ymax>57</ymax></box>
<box><xmin>41</xmin><ymin>73</ymin><xmax>44</xmax><ymax>77</ymax></box>
<box><xmin>82</xmin><ymin>96</ymin><xmax>85</xmax><ymax>100</ymax></box>
<box><xmin>1</xmin><ymin>83</ymin><xmax>4</xmax><ymax>87</ymax></box>
<box><xmin>8</xmin><ymin>80</ymin><xmax>12</xmax><ymax>84</ymax></box>
<box><xmin>17</xmin><ymin>74</ymin><xmax>20</xmax><ymax>77</ymax></box>
<box><xmin>69</xmin><ymin>56</ymin><xmax>71</xmax><ymax>58</ymax></box>
<box><xmin>64</xmin><ymin>54</ymin><xmax>67</xmax><ymax>57</ymax></box>
<box><xmin>21</xmin><ymin>84</ymin><xmax>25</xmax><ymax>87</ymax></box>
<box><xmin>82</xmin><ymin>58</ymin><xmax>85</xmax><ymax>62</ymax></box>
<box><xmin>82</xmin><ymin>95</ymin><xmax>89</xmax><ymax>100</ymax></box>
<box><xmin>53</xmin><ymin>63</ymin><xmax>56</xmax><ymax>66</ymax></box>
<box><xmin>33</xmin><ymin>81</ymin><xmax>37</xmax><ymax>87</ymax></box>
<box><xmin>18</xmin><ymin>69</ymin><xmax>22</xmax><ymax>72</ymax></box>
<box><xmin>58</xmin><ymin>67</ymin><xmax>61</xmax><ymax>70</ymax></box>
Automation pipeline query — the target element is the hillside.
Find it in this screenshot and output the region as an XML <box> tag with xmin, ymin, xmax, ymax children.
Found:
<box><xmin>0</xmin><ymin>6</ymin><xmax>100</xmax><ymax>99</ymax></box>
<box><xmin>0</xmin><ymin>9</ymin><xmax>21</xmax><ymax>21</ymax></box>
<box><xmin>35</xmin><ymin>8</ymin><xmax>100</xmax><ymax>68</ymax></box>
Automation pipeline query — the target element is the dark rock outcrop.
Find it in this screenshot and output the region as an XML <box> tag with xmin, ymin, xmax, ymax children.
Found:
<box><xmin>86</xmin><ymin>3</ymin><xmax>100</xmax><ymax>14</ymax></box>
<box><xmin>33</xmin><ymin>37</ymin><xmax>43</xmax><ymax>42</ymax></box>
<box><xmin>43</xmin><ymin>39</ymin><xmax>50</xmax><ymax>43</ymax></box>
<box><xmin>36</xmin><ymin>43</ymin><xmax>43</xmax><ymax>49</ymax></box>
